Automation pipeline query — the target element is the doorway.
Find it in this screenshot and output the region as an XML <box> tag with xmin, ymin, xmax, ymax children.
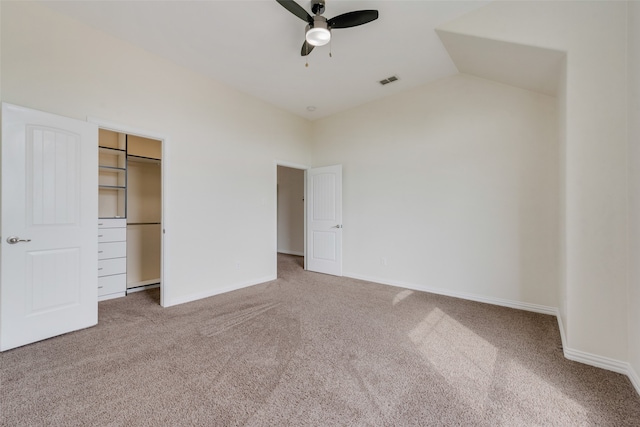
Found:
<box><xmin>275</xmin><ymin>162</ymin><xmax>344</xmax><ymax>277</ymax></box>
<box><xmin>93</xmin><ymin>117</ymin><xmax>168</xmax><ymax>307</ymax></box>
<box><xmin>277</xmin><ymin>164</ymin><xmax>306</xmax><ymax>273</ymax></box>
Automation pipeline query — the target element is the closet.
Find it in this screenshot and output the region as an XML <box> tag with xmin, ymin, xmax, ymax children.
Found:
<box><xmin>126</xmin><ymin>136</ymin><xmax>161</xmax><ymax>290</ymax></box>
<box><xmin>98</xmin><ymin>129</ymin><xmax>162</xmax><ymax>301</ymax></box>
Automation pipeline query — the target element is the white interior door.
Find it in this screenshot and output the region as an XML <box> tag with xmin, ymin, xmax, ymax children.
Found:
<box><xmin>306</xmin><ymin>165</ymin><xmax>342</xmax><ymax>276</ymax></box>
<box><xmin>1</xmin><ymin>103</ymin><xmax>98</xmax><ymax>351</ymax></box>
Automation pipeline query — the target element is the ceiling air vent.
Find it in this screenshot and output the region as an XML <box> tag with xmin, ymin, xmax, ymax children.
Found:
<box><xmin>379</xmin><ymin>75</ymin><xmax>399</xmax><ymax>86</ymax></box>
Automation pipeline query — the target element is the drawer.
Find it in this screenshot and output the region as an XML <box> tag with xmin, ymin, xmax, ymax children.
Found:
<box><xmin>98</xmin><ymin>257</ymin><xmax>126</xmax><ymax>277</ymax></box>
<box><xmin>98</xmin><ymin>227</ymin><xmax>126</xmax><ymax>243</ymax></box>
<box><xmin>98</xmin><ymin>274</ymin><xmax>126</xmax><ymax>296</ymax></box>
<box><xmin>98</xmin><ymin>218</ymin><xmax>126</xmax><ymax>228</ymax></box>
<box><xmin>98</xmin><ymin>241</ymin><xmax>126</xmax><ymax>260</ymax></box>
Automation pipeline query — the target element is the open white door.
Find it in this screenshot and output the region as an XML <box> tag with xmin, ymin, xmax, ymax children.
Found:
<box><xmin>306</xmin><ymin>165</ymin><xmax>342</xmax><ymax>276</ymax></box>
<box><xmin>0</xmin><ymin>103</ymin><xmax>98</xmax><ymax>351</ymax></box>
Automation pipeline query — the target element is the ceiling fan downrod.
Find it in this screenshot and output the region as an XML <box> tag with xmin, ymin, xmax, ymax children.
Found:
<box><xmin>311</xmin><ymin>0</ymin><xmax>325</xmax><ymax>16</ymax></box>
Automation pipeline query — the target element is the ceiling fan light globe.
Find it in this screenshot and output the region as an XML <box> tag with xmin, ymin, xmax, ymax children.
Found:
<box><xmin>306</xmin><ymin>27</ymin><xmax>331</xmax><ymax>46</ymax></box>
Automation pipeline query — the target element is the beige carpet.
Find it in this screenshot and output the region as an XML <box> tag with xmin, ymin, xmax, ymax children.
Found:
<box><xmin>1</xmin><ymin>254</ymin><xmax>639</xmax><ymax>426</ymax></box>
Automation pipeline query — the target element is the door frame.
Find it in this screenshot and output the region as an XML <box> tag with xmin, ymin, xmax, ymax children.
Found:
<box><xmin>275</xmin><ymin>160</ymin><xmax>309</xmax><ymax>270</ymax></box>
<box><xmin>88</xmin><ymin>116</ymin><xmax>170</xmax><ymax>307</ymax></box>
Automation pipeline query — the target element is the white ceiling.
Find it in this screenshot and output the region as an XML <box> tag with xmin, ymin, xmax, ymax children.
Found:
<box><xmin>437</xmin><ymin>29</ymin><xmax>565</xmax><ymax>97</ymax></box>
<box><xmin>41</xmin><ymin>0</ymin><xmax>491</xmax><ymax>120</ymax></box>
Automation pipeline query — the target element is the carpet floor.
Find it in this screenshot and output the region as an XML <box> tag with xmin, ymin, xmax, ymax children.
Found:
<box><xmin>1</xmin><ymin>254</ymin><xmax>639</xmax><ymax>426</ymax></box>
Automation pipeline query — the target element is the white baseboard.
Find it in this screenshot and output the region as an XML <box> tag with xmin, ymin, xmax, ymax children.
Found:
<box><xmin>164</xmin><ymin>275</ymin><xmax>276</xmax><ymax>307</ymax></box>
<box><xmin>561</xmin><ymin>342</ymin><xmax>640</xmax><ymax>396</ymax></box>
<box><xmin>342</xmin><ymin>272</ymin><xmax>557</xmax><ymax>315</ymax></box>
<box><xmin>556</xmin><ymin>313</ymin><xmax>639</xmax><ymax>396</ymax></box>
<box><xmin>562</xmin><ymin>346</ymin><xmax>629</xmax><ymax>375</ymax></box>
<box><xmin>277</xmin><ymin>249</ymin><xmax>304</xmax><ymax>257</ymax></box>
<box><xmin>344</xmin><ymin>271</ymin><xmax>639</xmax><ymax>396</ymax></box>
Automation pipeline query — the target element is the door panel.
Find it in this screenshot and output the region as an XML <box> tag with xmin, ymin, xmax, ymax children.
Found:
<box><xmin>312</xmin><ymin>231</ymin><xmax>337</xmax><ymax>261</ymax></box>
<box><xmin>28</xmin><ymin>127</ymin><xmax>79</xmax><ymax>225</ymax></box>
<box><xmin>312</xmin><ymin>173</ymin><xmax>336</xmax><ymax>220</ymax></box>
<box><xmin>27</xmin><ymin>248</ymin><xmax>80</xmax><ymax>314</ymax></box>
<box><xmin>306</xmin><ymin>165</ymin><xmax>342</xmax><ymax>276</ymax></box>
<box><xmin>1</xmin><ymin>103</ymin><xmax>98</xmax><ymax>351</ymax></box>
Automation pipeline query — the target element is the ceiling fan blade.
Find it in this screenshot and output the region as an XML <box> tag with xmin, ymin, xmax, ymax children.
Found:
<box><xmin>301</xmin><ymin>40</ymin><xmax>315</xmax><ymax>56</ymax></box>
<box><xmin>328</xmin><ymin>10</ymin><xmax>379</xmax><ymax>29</ymax></box>
<box><xmin>276</xmin><ymin>0</ymin><xmax>312</xmax><ymax>23</ymax></box>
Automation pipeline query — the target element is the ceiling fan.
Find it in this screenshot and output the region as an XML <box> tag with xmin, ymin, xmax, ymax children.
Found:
<box><xmin>276</xmin><ymin>0</ymin><xmax>379</xmax><ymax>56</ymax></box>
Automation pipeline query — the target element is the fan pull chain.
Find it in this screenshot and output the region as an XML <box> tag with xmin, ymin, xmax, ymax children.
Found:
<box><xmin>305</xmin><ymin>42</ymin><xmax>309</xmax><ymax>67</ymax></box>
<box><xmin>329</xmin><ymin>39</ymin><xmax>332</xmax><ymax>58</ymax></box>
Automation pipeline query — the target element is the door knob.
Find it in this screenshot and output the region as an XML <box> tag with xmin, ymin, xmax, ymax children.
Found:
<box><xmin>6</xmin><ymin>236</ymin><xmax>31</xmax><ymax>244</ymax></box>
<box><xmin>331</xmin><ymin>225</ymin><xmax>343</xmax><ymax>229</ymax></box>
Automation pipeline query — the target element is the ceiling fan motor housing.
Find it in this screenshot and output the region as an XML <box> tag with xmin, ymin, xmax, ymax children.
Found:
<box><xmin>311</xmin><ymin>15</ymin><xmax>329</xmax><ymax>30</ymax></box>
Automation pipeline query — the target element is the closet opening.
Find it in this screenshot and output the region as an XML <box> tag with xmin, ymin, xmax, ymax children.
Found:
<box><xmin>277</xmin><ymin>164</ymin><xmax>306</xmax><ymax>274</ymax></box>
<box><xmin>98</xmin><ymin>128</ymin><xmax>165</xmax><ymax>306</ymax></box>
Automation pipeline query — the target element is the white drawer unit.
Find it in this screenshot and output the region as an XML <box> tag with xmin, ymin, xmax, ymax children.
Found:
<box><xmin>98</xmin><ymin>219</ymin><xmax>126</xmax><ymax>301</ymax></box>
<box><xmin>97</xmin><ymin>218</ymin><xmax>126</xmax><ymax>228</ymax></box>
<box><xmin>98</xmin><ymin>257</ymin><xmax>127</xmax><ymax>276</ymax></box>
<box><xmin>98</xmin><ymin>274</ymin><xmax>126</xmax><ymax>297</ymax></box>
<box><xmin>98</xmin><ymin>227</ymin><xmax>126</xmax><ymax>243</ymax></box>
<box><xmin>98</xmin><ymin>241</ymin><xmax>126</xmax><ymax>260</ymax></box>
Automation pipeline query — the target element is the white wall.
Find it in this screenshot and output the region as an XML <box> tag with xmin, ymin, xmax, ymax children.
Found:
<box><xmin>313</xmin><ymin>74</ymin><xmax>559</xmax><ymax>310</ymax></box>
<box><xmin>438</xmin><ymin>0</ymin><xmax>629</xmax><ymax>365</ymax></box>
<box><xmin>277</xmin><ymin>166</ymin><xmax>305</xmax><ymax>256</ymax></box>
<box><xmin>0</xmin><ymin>2</ymin><xmax>312</xmax><ymax>305</ymax></box>
<box><xmin>628</xmin><ymin>0</ymin><xmax>640</xmax><ymax>387</ymax></box>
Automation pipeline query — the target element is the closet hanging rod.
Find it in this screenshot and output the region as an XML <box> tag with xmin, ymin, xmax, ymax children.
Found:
<box><xmin>127</xmin><ymin>222</ymin><xmax>161</xmax><ymax>225</ymax></box>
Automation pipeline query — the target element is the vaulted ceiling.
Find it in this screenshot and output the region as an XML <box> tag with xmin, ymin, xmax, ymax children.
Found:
<box><xmin>43</xmin><ymin>1</ymin><xmax>493</xmax><ymax>120</ymax></box>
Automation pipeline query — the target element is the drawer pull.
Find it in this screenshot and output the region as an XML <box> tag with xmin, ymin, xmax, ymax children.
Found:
<box><xmin>98</xmin><ymin>223</ymin><xmax>104</xmax><ymax>226</ymax></box>
<box><xmin>98</xmin><ymin>235</ymin><xmax>104</xmax><ymax>237</ymax></box>
<box><xmin>98</xmin><ymin>251</ymin><xmax>104</xmax><ymax>254</ymax></box>
<box><xmin>98</xmin><ymin>268</ymin><xmax>103</xmax><ymax>271</ymax></box>
<box><xmin>98</xmin><ymin>286</ymin><xmax>103</xmax><ymax>289</ymax></box>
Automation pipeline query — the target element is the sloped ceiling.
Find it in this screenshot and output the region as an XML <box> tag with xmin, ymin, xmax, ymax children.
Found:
<box><xmin>41</xmin><ymin>0</ymin><xmax>491</xmax><ymax>120</ymax></box>
<box><xmin>39</xmin><ymin>1</ymin><xmax>563</xmax><ymax>121</ymax></box>
<box><xmin>437</xmin><ymin>30</ymin><xmax>565</xmax><ymax>97</ymax></box>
